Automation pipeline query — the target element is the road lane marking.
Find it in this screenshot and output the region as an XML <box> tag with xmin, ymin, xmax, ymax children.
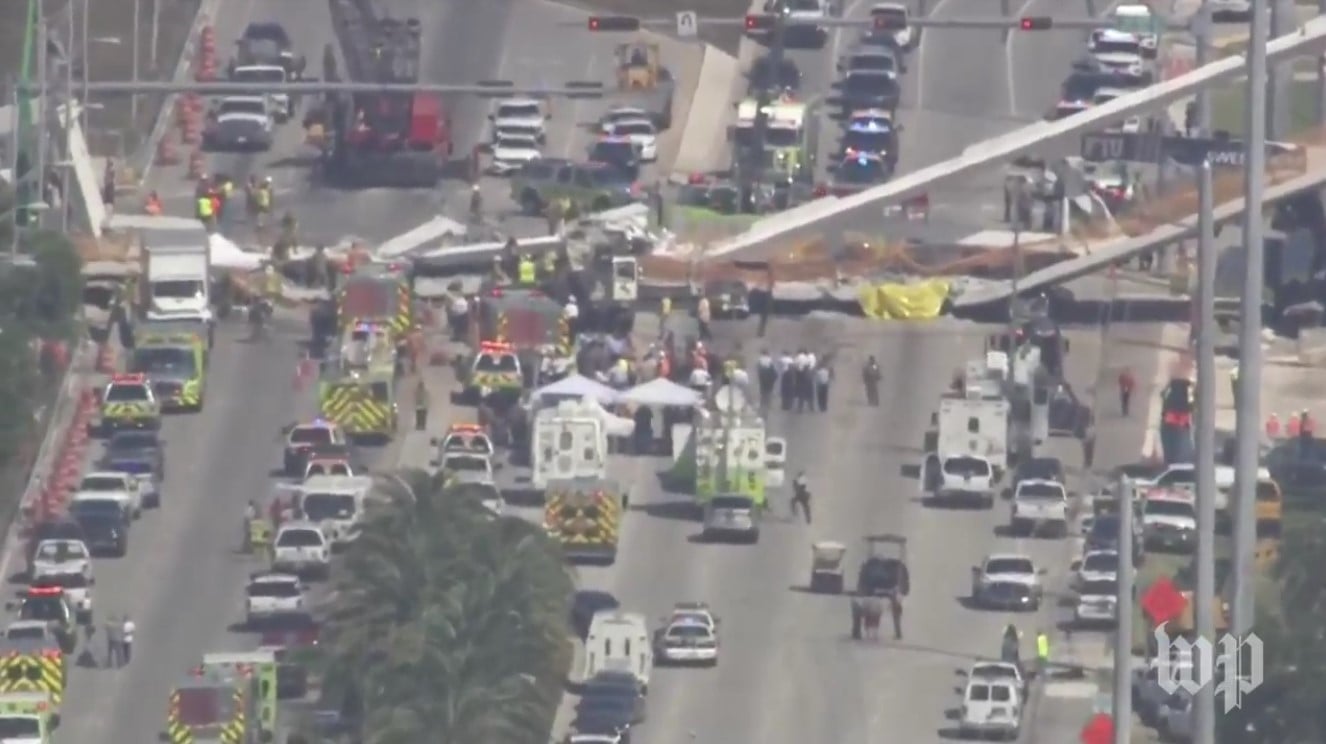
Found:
<box><xmin>562</xmin><ymin>52</ymin><xmax>598</xmax><ymax>159</ymax></box>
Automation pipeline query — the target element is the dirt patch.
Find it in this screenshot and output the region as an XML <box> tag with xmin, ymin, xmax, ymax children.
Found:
<box><xmin>571</xmin><ymin>0</ymin><xmax>751</xmax><ymax>55</ymax></box>
<box><xmin>0</xmin><ymin>0</ymin><xmax>201</xmax><ymax>159</ymax></box>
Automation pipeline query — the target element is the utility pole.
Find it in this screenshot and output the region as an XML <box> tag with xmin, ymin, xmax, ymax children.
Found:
<box><xmin>80</xmin><ymin>0</ymin><xmax>89</xmax><ymax>131</ymax></box>
<box><xmin>150</xmin><ymin>0</ymin><xmax>160</xmax><ymax>73</ymax></box>
<box><xmin>61</xmin><ymin>2</ymin><xmax>74</xmax><ymax>232</ymax></box>
<box><xmin>1193</xmin><ymin>158</ymin><xmax>1217</xmax><ymax>744</ymax></box>
<box><xmin>1319</xmin><ymin>0</ymin><xmax>1326</xmax><ymax>126</ymax></box>
<box><xmin>8</xmin><ymin>79</ymin><xmax>20</xmax><ymax>260</ymax></box>
<box><xmin>1267</xmin><ymin>0</ymin><xmax>1293</xmax><ymax>137</ymax></box>
<box><xmin>745</xmin><ymin>2</ymin><xmax>788</xmax><ymax>212</ymax></box>
<box><xmin>1113</xmin><ymin>475</ymin><xmax>1134</xmax><ymax>744</ymax></box>
<box><xmin>130</xmin><ymin>0</ymin><xmax>141</xmax><ymax>130</ymax></box>
<box><xmin>35</xmin><ymin>19</ymin><xmax>48</xmax><ymax>232</ymax></box>
<box><xmin>1232</xmin><ymin>0</ymin><xmax>1269</xmax><ymax>642</ymax></box>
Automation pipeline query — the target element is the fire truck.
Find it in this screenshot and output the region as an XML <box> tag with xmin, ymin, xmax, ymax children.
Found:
<box><xmin>320</xmin><ymin>0</ymin><xmax>453</xmax><ymax>187</ymax></box>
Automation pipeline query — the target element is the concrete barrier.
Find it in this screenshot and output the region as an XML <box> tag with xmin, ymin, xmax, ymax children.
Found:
<box><xmin>670</xmin><ymin>46</ymin><xmax>741</xmax><ymax>177</ymax></box>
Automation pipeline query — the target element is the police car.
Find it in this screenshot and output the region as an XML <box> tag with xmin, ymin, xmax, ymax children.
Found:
<box><xmin>654</xmin><ymin>614</ymin><xmax>719</xmax><ymax>666</ymax></box>
<box><xmin>245</xmin><ymin>571</ymin><xmax>307</xmax><ymax>625</ymax></box>
<box><xmin>11</xmin><ymin>586</ymin><xmax>76</xmax><ymax>652</ymax></box>
<box><xmin>826</xmin><ymin>150</ymin><xmax>892</xmax><ymax>196</ymax></box>
<box><xmin>602</xmin><ymin>118</ymin><xmax>658</xmax><ymax>163</ymax></box>
<box><xmin>1088</xmin><ymin>29</ymin><xmax>1151</xmax><ymax>84</ymax></box>
<box><xmin>283</xmin><ymin>419</ymin><xmax>347</xmax><ymax>476</ymax></box>
<box><xmin>32</xmin><ymin>570</ymin><xmax>94</xmax><ymax>625</ymax></box>
<box><xmin>272</xmin><ymin>521</ymin><xmax>332</xmax><ymax>579</ymax></box>
<box><xmin>840</xmin><ymin>112</ymin><xmax>898</xmax><ymax>167</ymax></box>
<box><xmin>76</xmin><ymin>471</ymin><xmax>144</xmax><ymax>518</ymax></box>
<box><xmin>432</xmin><ymin>423</ymin><xmax>495</xmax><ymax>457</ymax></box>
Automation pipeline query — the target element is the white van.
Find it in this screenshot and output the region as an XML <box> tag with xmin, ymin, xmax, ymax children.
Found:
<box><xmin>583</xmin><ymin>611</ymin><xmax>653</xmax><ymax>691</ymax></box>
<box><xmin>298</xmin><ymin>475</ymin><xmax>374</xmax><ymax>546</ymax></box>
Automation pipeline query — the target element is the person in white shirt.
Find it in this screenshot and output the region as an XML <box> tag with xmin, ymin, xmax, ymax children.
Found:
<box><xmin>731</xmin><ymin>366</ymin><xmax>750</xmax><ymax>389</ymax></box>
<box><xmin>814</xmin><ymin>365</ymin><xmax>833</xmax><ymax>412</ymax></box>
<box><xmin>689</xmin><ymin>365</ymin><xmax>712</xmax><ymax>391</ymax></box>
<box><xmin>121</xmin><ymin>614</ymin><xmax>136</xmax><ymax>665</ymax></box>
<box><xmin>608</xmin><ymin>359</ymin><xmax>630</xmax><ymax>388</ymax></box>
<box><xmin>775</xmin><ymin>351</ymin><xmax>792</xmax><ymax>376</ymax></box>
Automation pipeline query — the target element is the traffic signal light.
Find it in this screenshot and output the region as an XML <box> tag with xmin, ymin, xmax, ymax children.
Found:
<box><xmin>1019</xmin><ymin>16</ymin><xmax>1052</xmax><ymax>30</ymax></box>
<box><xmin>745</xmin><ymin>14</ymin><xmax>775</xmax><ymax>30</ymax></box>
<box><xmin>587</xmin><ymin>16</ymin><xmax>640</xmax><ymax>31</ymax></box>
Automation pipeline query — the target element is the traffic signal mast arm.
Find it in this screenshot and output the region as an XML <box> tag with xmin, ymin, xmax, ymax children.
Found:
<box><xmin>582</xmin><ymin>14</ymin><xmax>1196</xmax><ymax>32</ymax></box>
<box><xmin>17</xmin><ymin>80</ymin><xmax>609</xmax><ymax>97</ymax></box>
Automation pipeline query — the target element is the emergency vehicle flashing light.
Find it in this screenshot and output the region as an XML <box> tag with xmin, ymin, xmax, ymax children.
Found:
<box><xmin>450</xmin><ymin>423</ymin><xmax>484</xmax><ymax>433</ymax></box>
<box><xmin>111</xmin><ymin>374</ymin><xmax>146</xmax><ymax>383</ymax></box>
<box><xmin>849</xmin><ymin>120</ymin><xmax>887</xmax><ymax>132</ymax></box>
<box><xmin>26</xmin><ymin>586</ymin><xmax>62</xmax><ymax>597</ymax></box>
<box><xmin>479</xmin><ymin>341</ymin><xmax>514</xmax><ymax>352</ymax></box>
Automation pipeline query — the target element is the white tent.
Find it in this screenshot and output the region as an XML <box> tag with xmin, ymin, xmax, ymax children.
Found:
<box><xmin>621</xmin><ymin>378</ymin><xmax>703</xmax><ymax>408</ymax></box>
<box><xmin>532</xmin><ymin>374</ymin><xmax>620</xmax><ymax>406</ymax></box>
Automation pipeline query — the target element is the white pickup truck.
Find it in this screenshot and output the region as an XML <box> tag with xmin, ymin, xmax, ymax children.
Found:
<box><xmin>1009</xmin><ymin>479</ymin><xmax>1069</xmax><ymax>537</ymax></box>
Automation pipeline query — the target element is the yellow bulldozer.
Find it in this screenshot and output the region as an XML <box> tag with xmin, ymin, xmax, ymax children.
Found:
<box><xmin>614</xmin><ymin>42</ymin><xmax>675</xmax><ymax>129</ymax></box>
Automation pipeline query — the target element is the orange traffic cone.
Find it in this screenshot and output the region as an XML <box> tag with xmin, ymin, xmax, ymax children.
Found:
<box><xmin>157</xmin><ymin>133</ymin><xmax>180</xmax><ymax>166</ymax></box>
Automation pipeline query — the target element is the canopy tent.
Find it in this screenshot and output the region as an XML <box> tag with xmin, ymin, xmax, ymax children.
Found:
<box><xmin>531</xmin><ymin>374</ymin><xmax>620</xmax><ymax>406</ymax></box>
<box><xmin>621</xmin><ymin>377</ymin><xmax>703</xmax><ymax>408</ymax></box>
<box><xmin>583</xmin><ymin>397</ymin><xmax>635</xmax><ymax>437</ymax></box>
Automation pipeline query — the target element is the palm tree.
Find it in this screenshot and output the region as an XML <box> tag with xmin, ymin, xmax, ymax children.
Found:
<box><xmin>321</xmin><ymin>469</ymin><xmax>574</xmax><ymax>744</ymax></box>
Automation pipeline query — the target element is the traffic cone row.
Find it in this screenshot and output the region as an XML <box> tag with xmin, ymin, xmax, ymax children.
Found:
<box><xmin>196</xmin><ymin>23</ymin><xmax>217</xmax><ymax>81</ymax></box>
<box><xmin>41</xmin><ymin>389</ymin><xmax>98</xmax><ymax>521</ymax></box>
<box><xmin>183</xmin><ymin>107</ymin><xmax>202</xmax><ymax>145</ymax></box>
<box><xmin>157</xmin><ymin>132</ymin><xmax>180</xmax><ymax>166</ymax></box>
<box><xmin>188</xmin><ymin>150</ymin><xmax>206</xmax><ymax>179</ymax></box>
<box><xmin>95</xmin><ymin>341</ymin><xmax>116</xmax><ymax>373</ymax></box>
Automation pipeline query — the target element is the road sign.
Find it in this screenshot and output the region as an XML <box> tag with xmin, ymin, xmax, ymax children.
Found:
<box><xmin>676</xmin><ymin>10</ymin><xmax>698</xmax><ymax>38</ymax></box>
<box><xmin>1080</xmin><ymin>131</ymin><xmax>1302</xmax><ymax>169</ymax></box>
<box><xmin>1080</xmin><ymin>713</ymin><xmax>1114</xmax><ymax>744</ymax></box>
<box><xmin>1140</xmin><ymin>576</ymin><xmax>1188</xmax><ymax>627</ymax></box>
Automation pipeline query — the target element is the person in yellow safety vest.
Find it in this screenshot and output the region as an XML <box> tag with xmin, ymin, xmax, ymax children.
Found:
<box><xmin>1035</xmin><ymin>629</ymin><xmax>1050</xmax><ymax>673</ymax></box>
<box><xmin>517</xmin><ymin>255</ymin><xmax>536</xmax><ymax>284</ymax></box>
<box><xmin>256</xmin><ymin>177</ymin><xmax>273</xmax><ymax>226</ymax></box>
<box><xmin>661</xmin><ymin>296</ymin><xmax>672</xmax><ymax>318</ymax></box>
<box><xmin>264</xmin><ymin>263</ymin><xmax>283</xmax><ymax>299</ymax></box>
<box><xmin>197</xmin><ymin>193</ymin><xmax>216</xmax><ymax>227</ymax></box>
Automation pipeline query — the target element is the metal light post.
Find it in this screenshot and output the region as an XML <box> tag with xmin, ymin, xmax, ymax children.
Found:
<box><xmin>1232</xmin><ymin>0</ymin><xmax>1269</xmax><ymax>641</ymax></box>
<box><xmin>34</xmin><ymin>20</ymin><xmax>48</xmax><ymax>231</ymax></box>
<box><xmin>80</xmin><ymin>0</ymin><xmax>89</xmax><ymax>131</ymax></box>
<box><xmin>130</xmin><ymin>0</ymin><xmax>141</xmax><ymax>129</ymax></box>
<box><xmin>1320</xmin><ymin>0</ymin><xmax>1326</xmax><ymax>125</ymax></box>
<box><xmin>149</xmin><ymin>0</ymin><xmax>160</xmax><ymax>73</ymax></box>
<box><xmin>8</xmin><ymin>80</ymin><xmax>20</xmax><ymax>260</ymax></box>
<box><xmin>1193</xmin><ymin>157</ymin><xmax>1217</xmax><ymax>744</ymax></box>
<box><xmin>1113</xmin><ymin>477</ymin><xmax>1134</xmax><ymax>744</ymax></box>
<box><xmin>1267</xmin><ymin>0</ymin><xmax>1293</xmax><ymax>137</ymax></box>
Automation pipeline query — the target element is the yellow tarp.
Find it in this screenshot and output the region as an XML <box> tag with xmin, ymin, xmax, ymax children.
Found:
<box><xmin>857</xmin><ymin>280</ymin><xmax>950</xmax><ymax>320</ymax></box>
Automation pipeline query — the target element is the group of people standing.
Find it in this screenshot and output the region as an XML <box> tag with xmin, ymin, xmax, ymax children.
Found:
<box><xmin>755</xmin><ymin>349</ymin><xmax>835</xmax><ymax>413</ymax></box>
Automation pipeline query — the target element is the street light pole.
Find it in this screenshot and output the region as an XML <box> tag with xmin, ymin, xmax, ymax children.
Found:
<box><xmin>1267</xmin><ymin>0</ymin><xmax>1293</xmax><ymax>137</ymax></box>
<box><xmin>80</xmin><ymin>0</ymin><xmax>89</xmax><ymax>131</ymax></box>
<box><xmin>130</xmin><ymin>0</ymin><xmax>141</xmax><ymax>130</ymax></box>
<box><xmin>1232</xmin><ymin>0</ymin><xmax>1269</xmax><ymax>642</ymax></box>
<box><xmin>34</xmin><ymin>19</ymin><xmax>48</xmax><ymax>231</ymax></box>
<box><xmin>1193</xmin><ymin>157</ymin><xmax>1217</xmax><ymax>744</ymax></box>
<box><xmin>8</xmin><ymin>79</ymin><xmax>20</xmax><ymax>260</ymax></box>
<box><xmin>1113</xmin><ymin>475</ymin><xmax>1134</xmax><ymax>744</ymax></box>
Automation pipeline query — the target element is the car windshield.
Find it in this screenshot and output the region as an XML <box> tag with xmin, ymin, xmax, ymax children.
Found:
<box><xmin>850</xmin><ymin>54</ymin><xmax>895</xmax><ymax>72</ymax></box>
<box><xmin>249</xmin><ymin>580</ymin><xmax>301</xmax><ymax>598</ymax></box>
<box><xmin>667</xmin><ymin>624</ymin><xmax>711</xmax><ymax>638</ymax></box>
<box><xmin>80</xmin><ymin>476</ymin><xmax>126</xmax><ymax>492</ymax></box>
<box><xmin>302</xmin><ymin>493</ymin><xmax>357</xmax><ymax>521</ymax></box>
<box><xmin>104</xmin><ymin>384</ymin><xmax>149</xmax><ymax>402</ymax></box>
<box><xmin>1019</xmin><ymin>482</ymin><xmax>1064</xmax><ymax>499</ymax></box>
<box><xmin>70</xmin><ymin>500</ymin><xmax>121</xmax><ymax>517</ymax></box>
<box><xmin>972</xmin><ymin>664</ymin><xmax>1016</xmax><ymax>680</ymax></box>
<box><xmin>1083</xmin><ymin>552</ymin><xmax>1117</xmax><ymax>572</ymax></box>
<box><xmin>837</xmin><ymin>157</ymin><xmax>887</xmax><ymax>183</ymax></box>
<box><xmin>1112</xmin><ymin>13</ymin><xmax>1154</xmax><ymax>35</ymax></box>
<box><xmin>290</xmin><ymin>426</ymin><xmax>333</xmax><ymax>445</ymax></box>
<box><xmin>108</xmin><ymin>432</ymin><xmax>157</xmax><ymax>452</ymax></box>
<box><xmin>497</xmin><ymin>102</ymin><xmax>541</xmax><ymax>119</ymax></box>
<box><xmin>131</xmin><ymin>346</ymin><xmax>196</xmax><ymax>376</ymax></box>
<box><xmin>20</xmin><ymin>597</ymin><xmax>65</xmax><ymax>623</ymax></box>
<box><xmin>590</xmin><ymin>140</ymin><xmax>637</xmax><ymax>165</ymax></box>
<box><xmin>611</xmin><ymin>120</ymin><xmax>654</xmax><ymax>137</ymax></box>
<box><xmin>36</xmin><ymin>542</ymin><xmax>86</xmax><ymax>561</ymax></box>
<box><xmin>843</xmin><ymin>128</ymin><xmax>892</xmax><ymax>153</ymax></box>
<box><xmin>497</xmin><ymin>135</ymin><xmax>539</xmax><ymax>151</ymax></box>
<box><xmin>475</xmin><ymin>353</ymin><xmax>518</xmax><ymax>372</ymax></box>
<box><xmin>4</xmin><ymin>625</ymin><xmax>47</xmax><ymax>642</ymax></box>
<box><xmin>943</xmin><ymin>456</ymin><xmax>991</xmax><ymax>477</ymax></box>
<box><xmin>0</xmin><ymin>718</ymin><xmax>40</xmax><ymax>737</ymax></box>
<box><xmin>233</xmin><ymin>66</ymin><xmax>285</xmax><ymax>83</ymax></box>
<box><xmin>845</xmin><ymin>73</ymin><xmax>895</xmax><ymax>95</ymax></box>
<box><xmin>711</xmin><ymin>496</ymin><xmax>754</xmax><ymax>510</ymax></box>
<box><xmin>1095</xmin><ymin>39</ymin><xmax>1140</xmax><ymax>56</ymax></box>
<box><xmin>1081</xmin><ymin>579</ymin><xmax>1118</xmax><ymax>596</ymax></box>
<box><xmin>1019</xmin><ymin>459</ymin><xmax>1061</xmax><ymax>480</ymax></box>
<box><xmin>444</xmin><ymin>456</ymin><xmax>488</xmax><ymax>473</ymax></box>
<box><xmin>276</xmin><ymin>529</ymin><xmax>323</xmax><ymax>548</ymax></box>
<box><xmin>986</xmin><ymin>558</ymin><xmax>1034</xmax><ymax>575</ymax></box>
<box><xmin>219</xmin><ymin>99</ymin><xmax>267</xmax><ymax>117</ymax></box>
<box><xmin>1146</xmin><ymin>500</ymin><xmax>1196</xmax><ymax>518</ymax></box>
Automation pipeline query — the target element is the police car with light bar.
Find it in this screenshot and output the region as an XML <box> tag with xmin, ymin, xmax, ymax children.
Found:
<box><xmin>283</xmin><ymin>419</ymin><xmax>347</xmax><ymax>476</ymax></box>
<box><xmin>826</xmin><ymin>150</ymin><xmax>892</xmax><ymax>196</ymax></box>
<box><xmin>245</xmin><ymin>571</ymin><xmax>308</xmax><ymax>625</ymax></box>
<box><xmin>840</xmin><ymin>113</ymin><xmax>898</xmax><ymax>167</ymax></box>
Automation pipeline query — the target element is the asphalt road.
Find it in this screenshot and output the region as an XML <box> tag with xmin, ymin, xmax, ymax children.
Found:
<box><xmin>45</xmin><ymin>318</ymin><xmax>322</xmax><ymax>744</ymax></box>
<box><xmin>537</xmin><ymin>312</ymin><xmax>1169</xmax><ymax>744</ymax></box>
<box><xmin>764</xmin><ymin>0</ymin><xmax>1107</xmax><ymax>237</ymax></box>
